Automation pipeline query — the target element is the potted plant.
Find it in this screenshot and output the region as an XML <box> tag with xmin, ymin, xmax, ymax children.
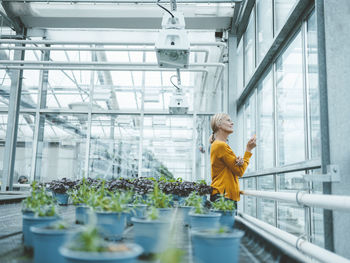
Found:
<box><xmin>147</xmin><ymin>182</ymin><xmax>173</xmax><ymax>219</ymax></box>
<box><xmin>126</xmin><ymin>193</ymin><xmax>148</xmax><ymax>226</ymax></box>
<box><xmin>60</xmin><ymin>226</ymin><xmax>143</xmax><ymax>263</ymax></box>
<box><xmin>211</xmin><ymin>194</ymin><xmax>236</xmax><ymax>228</ymax></box>
<box><xmin>31</xmin><ymin>221</ymin><xmax>80</xmax><ymax>263</ymax></box>
<box><xmin>92</xmin><ymin>188</ymin><xmax>132</xmax><ymax>241</ymax></box>
<box><xmin>188</xmin><ymin>193</ymin><xmax>221</xmax><ymax>231</ymax></box>
<box><xmin>23</xmin><ymin>204</ymin><xmax>60</xmax><ymax>249</ymax></box>
<box><xmin>191</xmin><ymin>227</ymin><xmax>244</xmax><ymax>263</ymax></box>
<box><xmin>69</xmin><ymin>178</ymin><xmax>93</xmax><ymax>225</ymax></box>
<box><xmin>178</xmin><ymin>191</ymin><xmax>199</xmax><ymax>227</ymax></box>
<box><xmin>131</xmin><ymin>206</ymin><xmax>171</xmax><ymax>255</ymax></box>
<box><xmin>48</xmin><ymin>178</ymin><xmax>75</xmax><ymax>205</ymax></box>
<box><xmin>22</xmin><ymin>182</ymin><xmax>59</xmax><ymax>249</ymax></box>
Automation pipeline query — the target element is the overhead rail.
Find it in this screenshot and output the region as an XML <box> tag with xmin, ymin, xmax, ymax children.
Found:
<box><xmin>0</xmin><ymin>46</ymin><xmax>209</xmax><ymax>60</ymax></box>
<box><xmin>237</xmin><ymin>213</ymin><xmax>350</xmax><ymax>263</ymax></box>
<box><xmin>1</xmin><ymin>0</ymin><xmax>242</xmax><ymax>3</ymax></box>
<box><xmin>0</xmin><ymin>60</ymin><xmax>224</xmax><ymax>68</ymax></box>
<box><xmin>241</xmin><ymin>190</ymin><xmax>350</xmax><ymax>212</ymax></box>
<box><xmin>0</xmin><ymin>39</ymin><xmax>226</xmax><ymax>48</ymax></box>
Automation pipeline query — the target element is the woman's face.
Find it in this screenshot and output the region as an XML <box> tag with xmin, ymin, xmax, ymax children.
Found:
<box><xmin>219</xmin><ymin>115</ymin><xmax>234</xmax><ymax>134</ymax></box>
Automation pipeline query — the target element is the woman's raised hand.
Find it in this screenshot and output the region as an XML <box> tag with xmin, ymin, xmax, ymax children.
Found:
<box><xmin>246</xmin><ymin>134</ymin><xmax>257</xmax><ymax>152</ymax></box>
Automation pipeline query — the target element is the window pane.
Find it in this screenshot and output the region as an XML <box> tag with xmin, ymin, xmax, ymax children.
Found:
<box><xmin>244</xmin><ymin>10</ymin><xmax>256</xmax><ymax>84</ymax></box>
<box><xmin>257</xmin><ymin>175</ymin><xmax>275</xmax><ymax>225</ymax></box>
<box><xmin>0</xmin><ymin>114</ymin><xmax>8</xmax><ymax>183</ymax></box>
<box><xmin>142</xmin><ymin>116</ymin><xmax>193</xmax><ymax>180</ymax></box>
<box><xmin>277</xmin><ymin>171</ymin><xmax>308</xmax><ymax>192</ymax></box>
<box><xmin>277</xmin><ymin>202</ymin><xmax>305</xmax><ymax>236</ymax></box>
<box><xmin>257</xmin><ymin>70</ymin><xmax>274</xmax><ymax>170</ymax></box>
<box><xmin>237</xmin><ymin>109</ymin><xmax>244</xmax><ymax>155</ymax></box>
<box><xmin>237</xmin><ymin>40</ymin><xmax>244</xmax><ymax>95</ymax></box>
<box><xmin>310</xmin><ymin>169</ymin><xmax>324</xmax><ymax>247</ymax></box>
<box><xmin>245</xmin><ymin>93</ymin><xmax>256</xmax><ymax>172</ymax></box>
<box><xmin>257</xmin><ymin>0</ymin><xmax>273</xmax><ymax>63</ymax></box>
<box><xmin>274</xmin><ymin>0</ymin><xmax>298</xmax><ymax>34</ymax></box>
<box><xmin>90</xmin><ymin>115</ymin><xmax>140</xmax><ymax>179</ymax></box>
<box><xmin>15</xmin><ymin>114</ymin><xmax>35</xmax><ymax>183</ymax></box>
<box><xmin>244</xmin><ymin>178</ymin><xmax>256</xmax><ymax>217</ymax></box>
<box><xmin>276</xmin><ymin>31</ymin><xmax>305</xmax><ymax>166</ymax></box>
<box><xmin>39</xmin><ymin>114</ymin><xmax>87</xmax><ymax>182</ymax></box>
<box><xmin>307</xmin><ymin>11</ymin><xmax>321</xmax><ymax>160</ymax></box>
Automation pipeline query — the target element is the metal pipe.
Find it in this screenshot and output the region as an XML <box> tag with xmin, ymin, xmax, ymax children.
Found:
<box><xmin>238</xmin><ymin>213</ymin><xmax>350</xmax><ymax>263</ymax></box>
<box><xmin>235</xmin><ymin>216</ymin><xmax>314</xmax><ymax>263</ymax></box>
<box><xmin>0</xmin><ymin>60</ymin><xmax>224</xmax><ymax>67</ymax></box>
<box><xmin>0</xmin><ymin>66</ymin><xmax>209</xmax><ymax>72</ymax></box>
<box><xmin>0</xmin><ymin>39</ymin><xmax>226</xmax><ymax>48</ymax></box>
<box><xmin>0</xmin><ymin>46</ymin><xmax>209</xmax><ymax>56</ymax></box>
<box><xmin>242</xmin><ymin>190</ymin><xmax>350</xmax><ymax>212</ymax></box>
<box><xmin>1</xmin><ymin>0</ymin><xmax>242</xmax><ymax>3</ymax></box>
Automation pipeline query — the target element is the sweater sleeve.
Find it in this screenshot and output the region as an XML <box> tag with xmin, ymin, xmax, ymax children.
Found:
<box><xmin>218</xmin><ymin>143</ymin><xmax>252</xmax><ymax>178</ymax></box>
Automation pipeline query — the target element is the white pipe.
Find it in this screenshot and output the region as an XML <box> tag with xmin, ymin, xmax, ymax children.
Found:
<box><xmin>0</xmin><ymin>46</ymin><xmax>209</xmax><ymax>56</ymax></box>
<box><xmin>235</xmin><ymin>216</ymin><xmax>315</xmax><ymax>263</ymax></box>
<box><xmin>1</xmin><ymin>0</ymin><xmax>241</xmax><ymax>3</ymax></box>
<box><xmin>0</xmin><ymin>39</ymin><xmax>226</xmax><ymax>48</ymax></box>
<box><xmin>242</xmin><ymin>190</ymin><xmax>350</xmax><ymax>212</ymax></box>
<box><xmin>239</xmin><ymin>213</ymin><xmax>350</xmax><ymax>263</ymax></box>
<box><xmin>0</xmin><ymin>66</ymin><xmax>209</xmax><ymax>72</ymax></box>
<box><xmin>0</xmin><ymin>60</ymin><xmax>223</xmax><ymax>67</ymax></box>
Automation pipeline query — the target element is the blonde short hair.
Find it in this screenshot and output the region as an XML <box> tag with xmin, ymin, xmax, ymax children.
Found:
<box><xmin>209</xmin><ymin>113</ymin><xmax>229</xmax><ymax>144</ymax></box>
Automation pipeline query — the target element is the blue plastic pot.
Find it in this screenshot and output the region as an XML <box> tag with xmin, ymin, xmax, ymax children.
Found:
<box><xmin>22</xmin><ymin>209</ymin><xmax>34</xmax><ymax>216</ymax></box>
<box><xmin>22</xmin><ymin>214</ymin><xmax>59</xmax><ymax>248</ymax></box>
<box><xmin>96</xmin><ymin>211</ymin><xmax>126</xmax><ymax>240</ymax></box>
<box><xmin>191</xmin><ymin>229</ymin><xmax>244</xmax><ymax>263</ymax></box>
<box><xmin>178</xmin><ymin>206</ymin><xmax>193</xmax><ymax>226</ymax></box>
<box><xmin>31</xmin><ymin>224</ymin><xmax>79</xmax><ymax>263</ymax></box>
<box><xmin>126</xmin><ymin>204</ymin><xmax>147</xmax><ymax>226</ymax></box>
<box><xmin>211</xmin><ymin>210</ymin><xmax>235</xmax><ymax>228</ymax></box>
<box><xmin>188</xmin><ymin>212</ymin><xmax>221</xmax><ymax>231</ymax></box>
<box><xmin>131</xmin><ymin>217</ymin><xmax>170</xmax><ymax>254</ymax></box>
<box><xmin>75</xmin><ymin>206</ymin><xmax>91</xmax><ymax>225</ymax></box>
<box><xmin>157</xmin><ymin>208</ymin><xmax>173</xmax><ymax>220</ymax></box>
<box><xmin>53</xmin><ymin>193</ymin><xmax>69</xmax><ymax>205</ymax></box>
<box><xmin>59</xmin><ymin>243</ymin><xmax>143</xmax><ymax>263</ymax></box>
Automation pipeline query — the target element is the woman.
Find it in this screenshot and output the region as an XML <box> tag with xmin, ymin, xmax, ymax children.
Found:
<box><xmin>209</xmin><ymin>113</ymin><xmax>256</xmax><ymax>206</ymax></box>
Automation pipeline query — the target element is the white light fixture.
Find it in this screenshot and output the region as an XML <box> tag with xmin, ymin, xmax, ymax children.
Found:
<box><xmin>155</xmin><ymin>11</ymin><xmax>190</xmax><ymax>68</ymax></box>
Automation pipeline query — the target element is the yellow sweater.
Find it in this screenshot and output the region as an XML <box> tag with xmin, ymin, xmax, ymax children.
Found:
<box><xmin>210</xmin><ymin>140</ymin><xmax>252</xmax><ymax>201</ymax></box>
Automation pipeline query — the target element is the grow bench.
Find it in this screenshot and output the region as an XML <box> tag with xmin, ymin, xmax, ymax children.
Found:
<box><xmin>1</xmin><ymin>202</ymin><xmax>265</xmax><ymax>263</ymax></box>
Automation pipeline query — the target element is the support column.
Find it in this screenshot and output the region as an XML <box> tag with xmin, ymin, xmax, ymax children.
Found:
<box><xmin>31</xmin><ymin>47</ymin><xmax>50</xmax><ymax>182</ymax></box>
<box><xmin>319</xmin><ymin>0</ymin><xmax>350</xmax><ymax>257</ymax></box>
<box><xmin>1</xmin><ymin>44</ymin><xmax>25</xmax><ymax>192</ymax></box>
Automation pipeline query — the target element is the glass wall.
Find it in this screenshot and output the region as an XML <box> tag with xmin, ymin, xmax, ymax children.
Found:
<box><xmin>306</xmin><ymin>11</ymin><xmax>321</xmax><ymax>159</ymax></box>
<box><xmin>276</xmin><ymin>31</ymin><xmax>305</xmax><ymax>166</ymax></box>
<box><xmin>274</xmin><ymin>0</ymin><xmax>298</xmax><ymax>34</ymax></box>
<box><xmin>257</xmin><ymin>70</ymin><xmax>274</xmax><ymax>170</ymax></box>
<box><xmin>38</xmin><ymin>114</ymin><xmax>87</xmax><ymax>182</ymax></box>
<box><xmin>257</xmin><ymin>175</ymin><xmax>275</xmax><ymax>226</ymax></box>
<box><xmin>237</xmin><ymin>3</ymin><xmax>322</xmax><ymax>245</ymax></box>
<box><xmin>14</xmin><ymin>114</ymin><xmax>35</xmax><ymax>184</ymax></box>
<box><xmin>244</xmin><ymin>93</ymin><xmax>256</xmax><ymax>172</ymax></box>
<box><xmin>244</xmin><ymin>10</ymin><xmax>256</xmax><ymax>84</ymax></box>
<box><xmin>256</xmin><ymin>0</ymin><xmax>273</xmax><ymax>63</ymax></box>
<box><xmin>236</xmin><ymin>40</ymin><xmax>244</xmax><ymax>95</ymax></box>
<box><xmin>90</xmin><ymin>115</ymin><xmax>140</xmax><ymax>179</ymax></box>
